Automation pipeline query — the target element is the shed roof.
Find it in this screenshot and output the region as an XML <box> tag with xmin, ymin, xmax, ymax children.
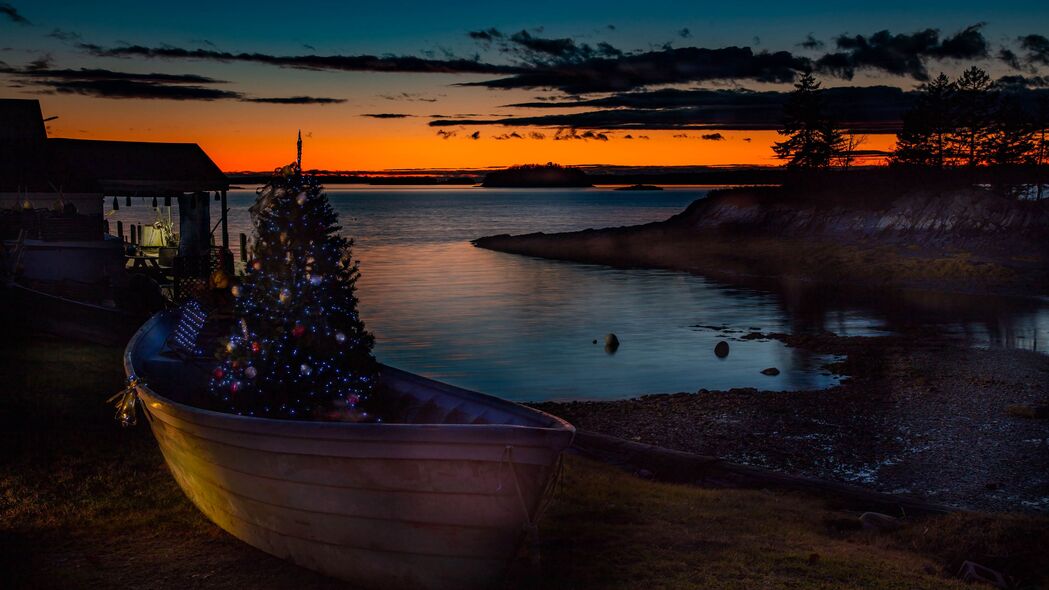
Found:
<box><xmin>1</xmin><ymin>99</ymin><xmax>229</xmax><ymax>194</ymax></box>
<box><xmin>48</xmin><ymin>138</ymin><xmax>230</xmax><ymax>194</ymax></box>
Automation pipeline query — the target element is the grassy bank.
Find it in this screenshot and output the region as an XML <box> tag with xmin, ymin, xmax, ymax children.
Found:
<box><xmin>2</xmin><ymin>334</ymin><xmax>1047</xmax><ymax>589</ymax></box>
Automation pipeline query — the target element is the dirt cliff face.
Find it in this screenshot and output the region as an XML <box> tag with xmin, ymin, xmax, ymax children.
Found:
<box><xmin>676</xmin><ymin>187</ymin><xmax>1049</xmax><ymax>251</ymax></box>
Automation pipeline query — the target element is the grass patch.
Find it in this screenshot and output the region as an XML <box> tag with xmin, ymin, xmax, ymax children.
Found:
<box><xmin>1</xmin><ymin>334</ymin><xmax>1045</xmax><ymax>589</ymax></box>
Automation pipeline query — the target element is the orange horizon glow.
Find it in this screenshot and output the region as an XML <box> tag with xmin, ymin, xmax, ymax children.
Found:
<box><xmin>37</xmin><ymin>96</ymin><xmax>897</xmax><ymax>172</ymax></box>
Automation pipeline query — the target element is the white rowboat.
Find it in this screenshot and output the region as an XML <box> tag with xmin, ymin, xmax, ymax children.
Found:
<box><xmin>124</xmin><ymin>311</ymin><xmax>575</xmax><ymax>589</ymax></box>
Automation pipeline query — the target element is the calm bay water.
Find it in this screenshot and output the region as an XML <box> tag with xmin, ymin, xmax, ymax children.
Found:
<box><xmin>110</xmin><ymin>186</ymin><xmax>1049</xmax><ymax>401</ymax></box>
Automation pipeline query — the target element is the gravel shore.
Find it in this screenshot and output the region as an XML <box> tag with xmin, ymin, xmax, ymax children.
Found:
<box><xmin>533</xmin><ymin>331</ymin><xmax>1049</xmax><ymax>512</ymax></box>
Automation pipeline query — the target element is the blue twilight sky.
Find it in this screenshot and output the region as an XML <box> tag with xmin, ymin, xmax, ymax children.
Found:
<box><xmin>1</xmin><ymin>1</ymin><xmax>1048</xmax><ymax>170</ymax></box>
<box><xmin>5</xmin><ymin>1</ymin><xmax>1047</xmax><ymax>55</ymax></box>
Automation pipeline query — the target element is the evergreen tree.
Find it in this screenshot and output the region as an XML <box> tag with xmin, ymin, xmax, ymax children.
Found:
<box><xmin>986</xmin><ymin>95</ymin><xmax>1036</xmax><ymax>168</ymax></box>
<box><xmin>892</xmin><ymin>73</ymin><xmax>955</xmax><ymax>168</ymax></box>
<box><xmin>950</xmin><ymin>66</ymin><xmax>997</xmax><ymax>168</ymax></box>
<box><xmin>209</xmin><ymin>162</ymin><xmax>378</xmax><ymax>420</ymax></box>
<box><xmin>773</xmin><ymin>73</ymin><xmax>844</xmax><ymax>170</ymax></box>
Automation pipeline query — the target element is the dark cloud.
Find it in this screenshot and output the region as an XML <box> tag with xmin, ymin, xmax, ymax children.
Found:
<box><xmin>493</xmin><ymin>132</ymin><xmax>523</xmax><ymax>140</ymax></box>
<box><xmin>995</xmin><ymin>74</ymin><xmax>1049</xmax><ymax>88</ymax></box>
<box><xmin>434</xmin><ymin>86</ymin><xmax>915</xmax><ymax>133</ymax></box>
<box><xmin>554</xmin><ymin>129</ymin><xmax>609</xmax><ymax>141</ymax></box>
<box><xmin>2</xmin><ymin>65</ymin><xmax>227</xmax><ymax>84</ymax></box>
<box><xmin>465</xmin><ymin>45</ymin><xmax>809</xmax><ymax>93</ymax></box>
<box><xmin>47</xmin><ymin>28</ymin><xmax>82</xmax><ymax>42</ymax></box>
<box><xmin>29</xmin><ymin>79</ymin><xmax>244</xmax><ymax>101</ymax></box>
<box><xmin>815</xmin><ymin>24</ymin><xmax>989</xmax><ymax>80</ymax></box>
<box><xmin>0</xmin><ymin>3</ymin><xmax>29</xmax><ymax>24</ymax></box>
<box><xmin>379</xmin><ymin>92</ymin><xmax>438</xmax><ymax>102</ymax></box>
<box><xmin>361</xmin><ymin>113</ymin><xmax>413</xmax><ymax>118</ymax></box>
<box><xmin>678</xmin><ymin>28</ymin><xmax>692</xmax><ymax>39</ymax></box>
<box><xmin>436</xmin><ymin>130</ymin><xmax>456</xmax><ymax>139</ymax></box>
<box><xmin>1020</xmin><ymin>34</ymin><xmax>1049</xmax><ymax>66</ymax></box>
<box><xmin>81</xmin><ymin>43</ymin><xmax>521</xmax><ymax>75</ymax></box>
<box><xmin>529</xmin><ymin>131</ymin><xmax>546</xmax><ymax>139</ymax></box>
<box><xmin>244</xmin><ymin>96</ymin><xmax>345</xmax><ymax>104</ymax></box>
<box><xmin>673</xmin><ymin>133</ymin><xmax>689</xmax><ymax>138</ymax></box>
<box><xmin>700</xmin><ymin>133</ymin><xmax>725</xmax><ymax>140</ymax></box>
<box><xmin>998</xmin><ymin>48</ymin><xmax>1023</xmax><ymax>70</ymax></box>
<box><xmin>1</xmin><ymin>62</ymin><xmax>344</xmax><ymax>104</ymax></box>
<box><xmin>469</xmin><ymin>131</ymin><xmax>481</xmax><ymax>140</ymax></box>
<box><xmin>799</xmin><ymin>34</ymin><xmax>825</xmax><ymax>50</ymax></box>
<box><xmin>469</xmin><ymin>28</ymin><xmax>504</xmax><ymax>42</ymax></box>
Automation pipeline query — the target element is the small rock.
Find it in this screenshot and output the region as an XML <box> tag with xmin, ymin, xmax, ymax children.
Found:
<box><xmin>957</xmin><ymin>561</ymin><xmax>1008</xmax><ymax>588</ymax></box>
<box><xmin>714</xmin><ymin>341</ymin><xmax>730</xmax><ymax>358</ymax></box>
<box><xmin>592</xmin><ymin>339</ymin><xmax>597</xmax><ymax>344</ymax></box>
<box><xmin>761</xmin><ymin>367</ymin><xmax>780</xmax><ymax>376</ymax></box>
<box><xmin>604</xmin><ymin>333</ymin><xmax>619</xmax><ymax>347</ymax></box>
<box><xmin>859</xmin><ymin>512</ymin><xmax>901</xmax><ymax>531</ymax></box>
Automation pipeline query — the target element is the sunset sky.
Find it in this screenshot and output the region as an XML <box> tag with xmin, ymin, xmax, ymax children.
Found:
<box><xmin>2</xmin><ymin>1</ymin><xmax>1047</xmax><ymax>171</ymax></box>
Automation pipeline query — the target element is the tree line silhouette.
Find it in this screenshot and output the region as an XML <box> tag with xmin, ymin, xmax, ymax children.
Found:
<box><xmin>774</xmin><ymin>67</ymin><xmax>1049</xmax><ymax>196</ymax></box>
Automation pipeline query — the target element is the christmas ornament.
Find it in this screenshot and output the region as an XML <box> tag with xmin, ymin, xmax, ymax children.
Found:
<box><xmin>231</xmin><ymin>285</ymin><xmax>241</xmax><ymax>297</ymax></box>
<box><xmin>291</xmin><ymin>324</ymin><xmax>306</xmax><ymax>338</ymax></box>
<box><xmin>245</xmin><ymin>366</ymin><xmax>257</xmax><ymax>379</ymax></box>
<box><xmin>279</xmin><ymin>288</ymin><xmax>291</xmax><ymax>304</ymax></box>
<box><xmin>335</xmin><ymin>332</ymin><xmax>346</xmax><ymax>343</ymax></box>
<box><xmin>210</xmin><ymin>270</ymin><xmax>231</xmax><ymax>290</ymax></box>
<box><xmin>300</xmin><ymin>364</ymin><xmax>312</xmax><ymax>376</ymax></box>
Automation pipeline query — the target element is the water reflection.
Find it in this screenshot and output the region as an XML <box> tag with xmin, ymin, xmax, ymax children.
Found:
<box><xmin>108</xmin><ymin>186</ymin><xmax>1049</xmax><ymax>400</ymax></box>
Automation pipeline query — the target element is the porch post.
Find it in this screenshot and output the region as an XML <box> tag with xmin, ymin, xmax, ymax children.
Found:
<box><xmin>219</xmin><ymin>190</ymin><xmax>229</xmax><ymax>250</ymax></box>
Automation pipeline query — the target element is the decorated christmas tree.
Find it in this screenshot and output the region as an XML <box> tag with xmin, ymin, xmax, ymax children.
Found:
<box><xmin>208</xmin><ymin>141</ymin><xmax>378</xmax><ymax>420</ymax></box>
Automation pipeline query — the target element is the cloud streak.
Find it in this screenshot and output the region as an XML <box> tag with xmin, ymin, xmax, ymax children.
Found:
<box><xmin>0</xmin><ymin>63</ymin><xmax>345</xmax><ymax>104</ymax></box>
<box><xmin>438</xmin><ymin>86</ymin><xmax>916</xmax><ymax>133</ymax></box>
<box><xmin>0</xmin><ymin>3</ymin><xmax>29</xmax><ymax>25</ymax></box>
<box><xmin>81</xmin><ymin>43</ymin><xmax>521</xmax><ymax>75</ymax></box>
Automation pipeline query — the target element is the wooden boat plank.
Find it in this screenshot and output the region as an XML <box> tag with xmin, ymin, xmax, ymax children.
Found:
<box><xmin>143</xmin><ymin>396</ymin><xmax>562</xmax><ymax>465</ymax></box>
<box><xmin>162</xmin><ymin>458</ymin><xmax>522</xmax><ymax>558</ymax></box>
<box><xmin>152</xmin><ymin>431</ymin><xmax>544</xmax><ymax>528</ymax></box>
<box><xmin>150</xmin><ymin>417</ymin><xmax>526</xmax><ymax>493</ymax></box>
<box><xmin>170</xmin><ymin>466</ymin><xmax>508</xmax><ymax>590</ymax></box>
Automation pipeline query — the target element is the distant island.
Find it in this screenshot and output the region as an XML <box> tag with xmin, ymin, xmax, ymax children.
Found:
<box><xmin>481</xmin><ymin>163</ymin><xmax>593</xmax><ymax>188</ymax></box>
<box><xmin>615</xmin><ymin>184</ymin><xmax>663</xmax><ymax>191</ymax></box>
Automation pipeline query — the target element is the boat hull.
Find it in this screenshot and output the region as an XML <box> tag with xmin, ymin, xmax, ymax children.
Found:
<box><xmin>125</xmin><ymin>313</ymin><xmax>574</xmax><ymax>589</ymax></box>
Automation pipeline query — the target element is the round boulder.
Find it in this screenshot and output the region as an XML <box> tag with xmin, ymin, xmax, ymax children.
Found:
<box><xmin>714</xmin><ymin>341</ymin><xmax>730</xmax><ymax>358</ymax></box>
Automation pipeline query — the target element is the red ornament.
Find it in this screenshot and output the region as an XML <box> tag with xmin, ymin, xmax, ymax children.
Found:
<box><xmin>230</xmin><ymin>381</ymin><xmax>240</xmax><ymax>393</ymax></box>
<box><xmin>251</xmin><ymin>341</ymin><xmax>261</xmax><ymax>353</ymax></box>
<box><xmin>213</xmin><ymin>367</ymin><xmax>224</xmax><ymax>379</ymax></box>
<box><xmin>292</xmin><ymin>324</ymin><xmax>306</xmax><ymax>338</ymax></box>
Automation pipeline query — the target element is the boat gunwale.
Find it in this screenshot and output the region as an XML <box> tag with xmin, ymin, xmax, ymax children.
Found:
<box><xmin>125</xmin><ymin>312</ymin><xmax>576</xmax><ymax>442</ymax></box>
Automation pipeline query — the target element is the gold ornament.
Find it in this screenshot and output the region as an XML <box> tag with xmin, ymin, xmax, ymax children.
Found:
<box><xmin>210</xmin><ymin>270</ymin><xmax>230</xmax><ymax>290</ymax></box>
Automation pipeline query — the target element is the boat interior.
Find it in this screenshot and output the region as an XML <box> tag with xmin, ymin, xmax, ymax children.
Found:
<box><xmin>130</xmin><ymin>311</ymin><xmax>567</xmax><ymax>428</ymax></box>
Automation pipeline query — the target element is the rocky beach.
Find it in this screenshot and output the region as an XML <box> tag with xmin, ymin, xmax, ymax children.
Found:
<box><xmin>534</xmin><ymin>329</ymin><xmax>1049</xmax><ymax>512</ymax></box>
